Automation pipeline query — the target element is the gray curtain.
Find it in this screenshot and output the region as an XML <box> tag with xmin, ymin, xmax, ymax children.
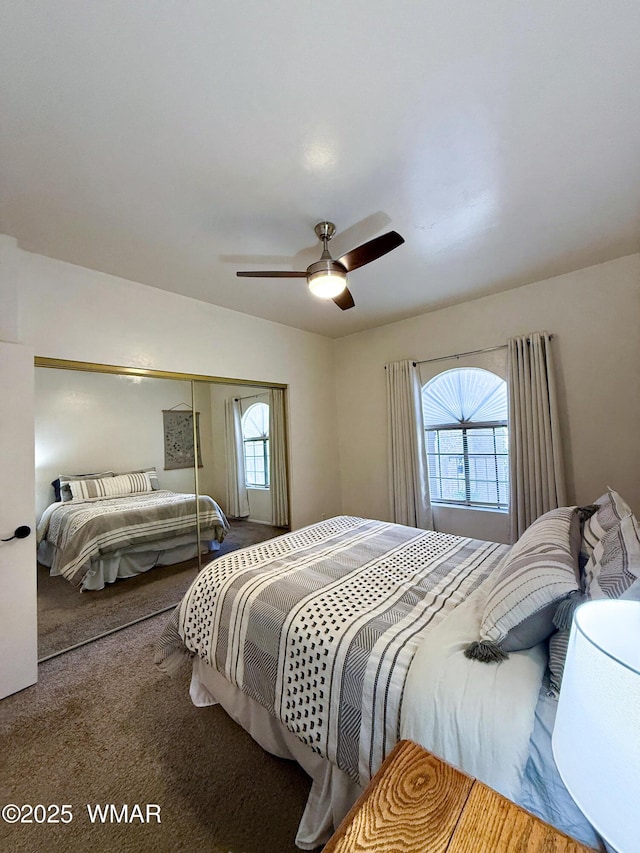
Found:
<box><xmin>508</xmin><ymin>331</ymin><xmax>566</xmax><ymax>541</ymax></box>
<box><xmin>386</xmin><ymin>359</ymin><xmax>433</xmax><ymax>529</ymax></box>
<box><xmin>224</xmin><ymin>397</ymin><xmax>250</xmax><ymax>519</ymax></box>
<box><xmin>269</xmin><ymin>388</ymin><xmax>289</xmax><ymax>527</ymax></box>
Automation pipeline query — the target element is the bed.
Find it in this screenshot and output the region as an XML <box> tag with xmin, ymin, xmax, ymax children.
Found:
<box><xmin>37</xmin><ymin>470</ymin><xmax>229</xmax><ymax>591</ymax></box>
<box><xmin>157</xmin><ymin>495</ymin><xmax>638</xmax><ymax>850</ymax></box>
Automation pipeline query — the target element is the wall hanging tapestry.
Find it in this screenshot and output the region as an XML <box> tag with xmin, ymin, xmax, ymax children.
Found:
<box><xmin>163</xmin><ymin>409</ymin><xmax>203</xmax><ymax>470</ymax></box>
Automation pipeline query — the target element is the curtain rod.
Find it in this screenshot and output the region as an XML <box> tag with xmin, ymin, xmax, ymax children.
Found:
<box><xmin>414</xmin><ymin>334</ymin><xmax>553</xmax><ymax>367</ymax></box>
<box><xmin>234</xmin><ymin>392</ymin><xmax>268</xmax><ymax>402</ymax></box>
<box><xmin>415</xmin><ymin>344</ymin><xmax>506</xmax><ymax>366</ymax></box>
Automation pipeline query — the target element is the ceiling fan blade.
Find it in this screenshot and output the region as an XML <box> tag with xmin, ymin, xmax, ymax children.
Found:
<box><xmin>337</xmin><ymin>231</ymin><xmax>404</xmax><ymax>273</ymax></box>
<box><xmin>236</xmin><ymin>270</ymin><xmax>307</xmax><ymax>278</ymax></box>
<box><xmin>333</xmin><ymin>287</ymin><xmax>355</xmax><ymax>311</ymax></box>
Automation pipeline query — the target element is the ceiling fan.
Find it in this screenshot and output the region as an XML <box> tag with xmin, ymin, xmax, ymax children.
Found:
<box><xmin>236</xmin><ymin>221</ymin><xmax>405</xmax><ymax>310</ymax></box>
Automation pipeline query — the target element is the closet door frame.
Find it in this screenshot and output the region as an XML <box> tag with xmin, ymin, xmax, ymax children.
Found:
<box><xmin>33</xmin><ymin>357</ymin><xmax>291</xmax><ymax>651</ymax></box>
<box><xmin>0</xmin><ymin>342</ymin><xmax>36</xmax><ymax>699</ymax></box>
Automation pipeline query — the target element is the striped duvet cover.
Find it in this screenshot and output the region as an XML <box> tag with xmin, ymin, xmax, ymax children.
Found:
<box><xmin>161</xmin><ymin>515</ymin><xmax>508</xmax><ymax>786</ymax></box>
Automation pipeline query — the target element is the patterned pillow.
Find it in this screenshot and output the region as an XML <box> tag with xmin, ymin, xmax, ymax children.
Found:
<box><xmin>118</xmin><ymin>467</ymin><xmax>160</xmax><ymax>490</ymax></box>
<box><xmin>465</xmin><ymin>507</ymin><xmax>580</xmax><ymax>662</ymax></box>
<box><xmin>54</xmin><ymin>471</ymin><xmax>115</xmax><ymax>502</ymax></box>
<box><xmin>548</xmin><ymin>629</ymin><xmax>571</xmax><ymax>694</ymax></box>
<box><xmin>580</xmin><ymin>488</ymin><xmax>633</xmax><ymax>563</ymax></box>
<box><xmin>67</xmin><ymin>471</ymin><xmax>153</xmax><ymax>501</ymax></box>
<box><xmin>584</xmin><ymin>513</ymin><xmax>640</xmax><ymax>599</ymax></box>
<box><xmin>548</xmin><ymin>513</ymin><xmax>640</xmax><ymax>693</ymax></box>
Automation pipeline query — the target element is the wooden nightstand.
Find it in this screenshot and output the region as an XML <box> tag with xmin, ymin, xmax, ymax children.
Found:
<box><xmin>323</xmin><ymin>740</ymin><xmax>598</xmax><ymax>852</ymax></box>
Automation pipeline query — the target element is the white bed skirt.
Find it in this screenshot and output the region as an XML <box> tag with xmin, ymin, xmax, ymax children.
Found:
<box><xmin>39</xmin><ymin>529</ymin><xmax>221</xmax><ymax>591</ymax></box>
<box><xmin>190</xmin><ymin>657</ymin><xmax>364</xmax><ymax>850</ymax></box>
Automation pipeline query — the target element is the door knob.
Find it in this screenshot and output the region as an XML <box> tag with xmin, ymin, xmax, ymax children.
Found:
<box><xmin>1</xmin><ymin>525</ymin><xmax>31</xmax><ymax>542</ymax></box>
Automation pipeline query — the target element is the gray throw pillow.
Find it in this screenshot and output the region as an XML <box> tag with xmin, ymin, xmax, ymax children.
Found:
<box><xmin>465</xmin><ymin>506</ymin><xmax>580</xmax><ymax>663</ymax></box>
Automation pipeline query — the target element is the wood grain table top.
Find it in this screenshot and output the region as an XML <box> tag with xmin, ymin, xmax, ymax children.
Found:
<box><xmin>323</xmin><ymin>739</ymin><xmax>597</xmax><ymax>852</ymax></box>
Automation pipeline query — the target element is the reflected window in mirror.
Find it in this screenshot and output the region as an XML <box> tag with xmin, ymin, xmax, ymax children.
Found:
<box><xmin>242</xmin><ymin>401</ymin><xmax>270</xmax><ymax>489</ymax></box>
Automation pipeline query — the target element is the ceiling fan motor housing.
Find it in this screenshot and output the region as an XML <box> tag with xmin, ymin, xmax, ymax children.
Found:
<box><xmin>307</xmin><ymin>258</ymin><xmax>347</xmax><ymax>279</ymax></box>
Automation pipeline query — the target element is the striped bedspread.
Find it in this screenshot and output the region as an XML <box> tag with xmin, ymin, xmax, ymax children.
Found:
<box><xmin>37</xmin><ymin>490</ymin><xmax>229</xmax><ymax>586</ymax></box>
<box><xmin>163</xmin><ymin>516</ymin><xmax>508</xmax><ymax>786</ymax></box>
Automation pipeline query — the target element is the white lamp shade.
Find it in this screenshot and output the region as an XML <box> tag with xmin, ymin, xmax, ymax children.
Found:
<box><xmin>552</xmin><ymin>600</ymin><xmax>640</xmax><ymax>853</ymax></box>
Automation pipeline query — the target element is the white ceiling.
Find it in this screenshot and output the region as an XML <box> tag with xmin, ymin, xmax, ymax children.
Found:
<box><xmin>1</xmin><ymin>2</ymin><xmax>639</xmax><ymax>339</ymax></box>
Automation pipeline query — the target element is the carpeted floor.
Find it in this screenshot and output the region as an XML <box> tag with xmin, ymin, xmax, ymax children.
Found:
<box><xmin>1</xmin><ymin>611</ymin><xmax>317</xmax><ymax>853</ymax></box>
<box><xmin>38</xmin><ymin>520</ymin><xmax>286</xmax><ymax>660</ymax></box>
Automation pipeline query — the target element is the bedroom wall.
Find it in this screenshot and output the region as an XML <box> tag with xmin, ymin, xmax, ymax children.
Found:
<box><xmin>1</xmin><ymin>236</ymin><xmax>342</xmax><ymax>530</ymax></box>
<box><xmin>334</xmin><ymin>253</ymin><xmax>640</xmax><ymax>540</ymax></box>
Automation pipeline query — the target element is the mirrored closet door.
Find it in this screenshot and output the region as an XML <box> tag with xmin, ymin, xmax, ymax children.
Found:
<box><xmin>34</xmin><ymin>360</ymin><xmax>290</xmax><ymax>661</ymax></box>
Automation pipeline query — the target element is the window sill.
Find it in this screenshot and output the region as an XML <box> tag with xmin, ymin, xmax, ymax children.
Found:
<box><xmin>247</xmin><ymin>486</ymin><xmax>270</xmax><ymax>492</ymax></box>
<box><xmin>432</xmin><ymin>502</ymin><xmax>508</xmax><ymax>515</ymax></box>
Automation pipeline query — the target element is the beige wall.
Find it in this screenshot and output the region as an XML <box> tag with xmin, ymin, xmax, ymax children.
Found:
<box><xmin>2</xmin><ymin>237</ymin><xmax>342</xmax><ymax>530</ymax></box>
<box><xmin>334</xmin><ymin>253</ymin><xmax>640</xmax><ymax>538</ymax></box>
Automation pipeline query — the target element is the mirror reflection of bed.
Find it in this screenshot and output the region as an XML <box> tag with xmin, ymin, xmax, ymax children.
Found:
<box><xmin>34</xmin><ymin>363</ymin><xmax>289</xmax><ymax>661</ymax></box>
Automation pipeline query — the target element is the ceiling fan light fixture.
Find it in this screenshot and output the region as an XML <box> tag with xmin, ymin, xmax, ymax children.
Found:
<box><xmin>308</xmin><ymin>270</ymin><xmax>347</xmax><ymax>299</ymax></box>
<box><xmin>307</xmin><ymin>258</ymin><xmax>348</xmax><ymax>299</ymax></box>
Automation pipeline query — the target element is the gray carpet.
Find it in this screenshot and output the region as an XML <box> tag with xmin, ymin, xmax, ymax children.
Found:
<box><xmin>38</xmin><ymin>520</ymin><xmax>286</xmax><ymax>660</ymax></box>
<box><xmin>1</xmin><ymin>611</ymin><xmax>316</xmax><ymax>853</ymax></box>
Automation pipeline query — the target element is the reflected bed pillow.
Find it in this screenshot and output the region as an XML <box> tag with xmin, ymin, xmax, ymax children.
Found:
<box><xmin>117</xmin><ymin>467</ymin><xmax>160</xmax><ymax>490</ymax></box>
<box><xmin>465</xmin><ymin>507</ymin><xmax>580</xmax><ymax>662</ymax></box>
<box><xmin>67</xmin><ymin>471</ymin><xmax>153</xmax><ymax>501</ymax></box>
<box><xmin>53</xmin><ymin>471</ymin><xmax>114</xmax><ymax>502</ymax></box>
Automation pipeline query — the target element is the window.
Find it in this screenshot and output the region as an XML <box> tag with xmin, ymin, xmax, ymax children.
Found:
<box><xmin>422</xmin><ymin>368</ymin><xmax>509</xmax><ymax>509</ymax></box>
<box><xmin>241</xmin><ymin>401</ymin><xmax>269</xmax><ymax>488</ymax></box>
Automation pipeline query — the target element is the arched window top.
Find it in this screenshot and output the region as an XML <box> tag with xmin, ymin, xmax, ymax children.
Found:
<box><xmin>242</xmin><ymin>401</ymin><xmax>269</xmax><ymax>439</ymax></box>
<box><xmin>423</xmin><ymin>368</ymin><xmax>507</xmax><ymax>427</ymax></box>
